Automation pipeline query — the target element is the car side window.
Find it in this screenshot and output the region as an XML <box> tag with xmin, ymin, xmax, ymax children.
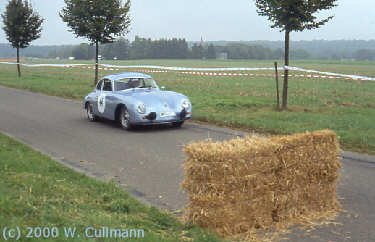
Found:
<box><xmin>96</xmin><ymin>80</ymin><xmax>104</xmax><ymax>91</ymax></box>
<box><xmin>114</xmin><ymin>81</ymin><xmax>130</xmax><ymax>91</ymax></box>
<box><xmin>102</xmin><ymin>79</ymin><xmax>112</xmax><ymax>92</ymax></box>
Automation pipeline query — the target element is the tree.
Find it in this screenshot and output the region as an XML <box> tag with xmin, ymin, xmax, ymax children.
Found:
<box><xmin>102</xmin><ymin>38</ymin><xmax>129</xmax><ymax>60</ymax></box>
<box><xmin>1</xmin><ymin>0</ymin><xmax>43</xmax><ymax>78</ymax></box>
<box><xmin>207</xmin><ymin>44</ymin><xmax>216</xmax><ymax>59</ymax></box>
<box><xmin>60</xmin><ymin>0</ymin><xmax>131</xmax><ymax>85</ymax></box>
<box><xmin>290</xmin><ymin>48</ymin><xmax>311</xmax><ymax>60</ymax></box>
<box><xmin>128</xmin><ymin>37</ymin><xmax>189</xmax><ymax>59</ymax></box>
<box><xmin>129</xmin><ymin>36</ymin><xmax>152</xmax><ymax>59</ymax></box>
<box><xmin>72</xmin><ymin>43</ymin><xmax>93</xmax><ymax>60</ymax></box>
<box><xmin>113</xmin><ymin>38</ymin><xmax>130</xmax><ymax>60</ymax></box>
<box><xmin>254</xmin><ymin>0</ymin><xmax>337</xmax><ymax>109</ymax></box>
<box><xmin>191</xmin><ymin>44</ymin><xmax>204</xmax><ymax>59</ymax></box>
<box><xmin>353</xmin><ymin>49</ymin><xmax>375</xmax><ymax>61</ymax></box>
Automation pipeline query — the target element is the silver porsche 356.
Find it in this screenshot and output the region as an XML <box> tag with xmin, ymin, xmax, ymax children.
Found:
<box><xmin>83</xmin><ymin>72</ymin><xmax>192</xmax><ymax>130</ymax></box>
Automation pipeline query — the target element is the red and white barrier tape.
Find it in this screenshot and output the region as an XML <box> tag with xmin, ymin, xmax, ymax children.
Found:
<box><xmin>178</xmin><ymin>71</ymin><xmax>351</xmax><ymax>80</ymax></box>
<box><xmin>284</xmin><ymin>66</ymin><xmax>375</xmax><ymax>81</ymax></box>
<box><xmin>1</xmin><ymin>62</ymin><xmax>374</xmax><ymax>81</ymax></box>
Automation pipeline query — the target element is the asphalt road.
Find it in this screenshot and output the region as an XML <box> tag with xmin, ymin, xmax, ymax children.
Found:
<box><xmin>1</xmin><ymin>85</ymin><xmax>374</xmax><ymax>241</ymax></box>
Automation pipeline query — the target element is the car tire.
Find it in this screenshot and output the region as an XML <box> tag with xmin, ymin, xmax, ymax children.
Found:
<box><xmin>173</xmin><ymin>121</ymin><xmax>184</xmax><ymax>128</ymax></box>
<box><xmin>119</xmin><ymin>106</ymin><xmax>132</xmax><ymax>130</ymax></box>
<box><xmin>86</xmin><ymin>103</ymin><xmax>97</xmax><ymax>122</ymax></box>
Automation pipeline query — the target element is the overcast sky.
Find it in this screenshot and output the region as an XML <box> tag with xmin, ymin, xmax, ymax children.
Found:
<box><xmin>0</xmin><ymin>0</ymin><xmax>374</xmax><ymax>46</ymax></box>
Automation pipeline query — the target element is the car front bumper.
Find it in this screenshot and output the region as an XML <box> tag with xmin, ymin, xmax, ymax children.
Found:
<box><xmin>132</xmin><ymin>117</ymin><xmax>191</xmax><ymax>126</ymax></box>
<box><xmin>131</xmin><ymin>110</ymin><xmax>192</xmax><ymax>125</ymax></box>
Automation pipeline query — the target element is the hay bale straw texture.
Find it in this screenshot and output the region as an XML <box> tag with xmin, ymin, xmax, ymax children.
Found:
<box><xmin>181</xmin><ymin>130</ymin><xmax>341</xmax><ymax>237</ymax></box>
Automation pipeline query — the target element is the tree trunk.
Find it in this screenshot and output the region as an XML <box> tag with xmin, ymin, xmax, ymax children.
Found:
<box><xmin>282</xmin><ymin>30</ymin><xmax>290</xmax><ymax>110</ymax></box>
<box><xmin>94</xmin><ymin>41</ymin><xmax>99</xmax><ymax>86</ymax></box>
<box><xmin>17</xmin><ymin>47</ymin><xmax>21</xmax><ymax>78</ymax></box>
<box><xmin>274</xmin><ymin>61</ymin><xmax>280</xmax><ymax>110</ymax></box>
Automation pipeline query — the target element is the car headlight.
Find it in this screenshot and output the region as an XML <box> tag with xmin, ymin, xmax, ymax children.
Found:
<box><xmin>181</xmin><ymin>99</ymin><xmax>191</xmax><ymax>109</ymax></box>
<box><xmin>137</xmin><ymin>103</ymin><xmax>146</xmax><ymax>114</ymax></box>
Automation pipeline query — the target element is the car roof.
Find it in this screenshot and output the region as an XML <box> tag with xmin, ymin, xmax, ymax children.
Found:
<box><xmin>104</xmin><ymin>72</ymin><xmax>153</xmax><ymax>81</ymax></box>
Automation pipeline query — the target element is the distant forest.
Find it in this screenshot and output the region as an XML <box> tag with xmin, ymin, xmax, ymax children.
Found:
<box><xmin>1</xmin><ymin>37</ymin><xmax>375</xmax><ymax>61</ymax></box>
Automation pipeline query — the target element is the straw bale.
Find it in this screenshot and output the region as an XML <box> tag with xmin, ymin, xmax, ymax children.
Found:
<box><xmin>181</xmin><ymin>130</ymin><xmax>341</xmax><ymax>238</ymax></box>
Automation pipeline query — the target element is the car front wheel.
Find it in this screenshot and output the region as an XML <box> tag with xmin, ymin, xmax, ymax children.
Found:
<box><xmin>86</xmin><ymin>103</ymin><xmax>97</xmax><ymax>122</ymax></box>
<box><xmin>120</xmin><ymin>106</ymin><xmax>132</xmax><ymax>130</ymax></box>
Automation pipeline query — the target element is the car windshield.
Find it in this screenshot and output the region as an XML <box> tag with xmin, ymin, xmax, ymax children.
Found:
<box><xmin>114</xmin><ymin>78</ymin><xmax>156</xmax><ymax>91</ymax></box>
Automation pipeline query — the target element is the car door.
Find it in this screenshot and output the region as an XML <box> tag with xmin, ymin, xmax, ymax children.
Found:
<box><xmin>93</xmin><ymin>79</ymin><xmax>104</xmax><ymax>116</ymax></box>
<box><xmin>98</xmin><ymin>78</ymin><xmax>116</xmax><ymax>120</ymax></box>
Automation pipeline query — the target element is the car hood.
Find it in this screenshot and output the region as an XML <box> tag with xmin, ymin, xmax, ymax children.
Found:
<box><xmin>117</xmin><ymin>89</ymin><xmax>187</xmax><ymax>110</ymax></box>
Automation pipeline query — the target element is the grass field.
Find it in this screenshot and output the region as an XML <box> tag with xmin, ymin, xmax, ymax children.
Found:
<box><xmin>0</xmin><ymin>133</ymin><xmax>223</xmax><ymax>241</ymax></box>
<box><xmin>0</xmin><ymin>59</ymin><xmax>374</xmax><ymax>154</ymax></box>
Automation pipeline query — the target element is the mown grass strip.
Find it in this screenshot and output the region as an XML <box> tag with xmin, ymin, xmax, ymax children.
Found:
<box><xmin>0</xmin><ymin>133</ymin><xmax>223</xmax><ymax>241</ymax></box>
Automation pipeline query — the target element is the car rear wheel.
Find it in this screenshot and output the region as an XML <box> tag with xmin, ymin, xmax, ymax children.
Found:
<box><xmin>173</xmin><ymin>121</ymin><xmax>184</xmax><ymax>128</ymax></box>
<box><xmin>86</xmin><ymin>103</ymin><xmax>97</xmax><ymax>122</ymax></box>
<box><xmin>120</xmin><ymin>106</ymin><xmax>132</xmax><ymax>130</ymax></box>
